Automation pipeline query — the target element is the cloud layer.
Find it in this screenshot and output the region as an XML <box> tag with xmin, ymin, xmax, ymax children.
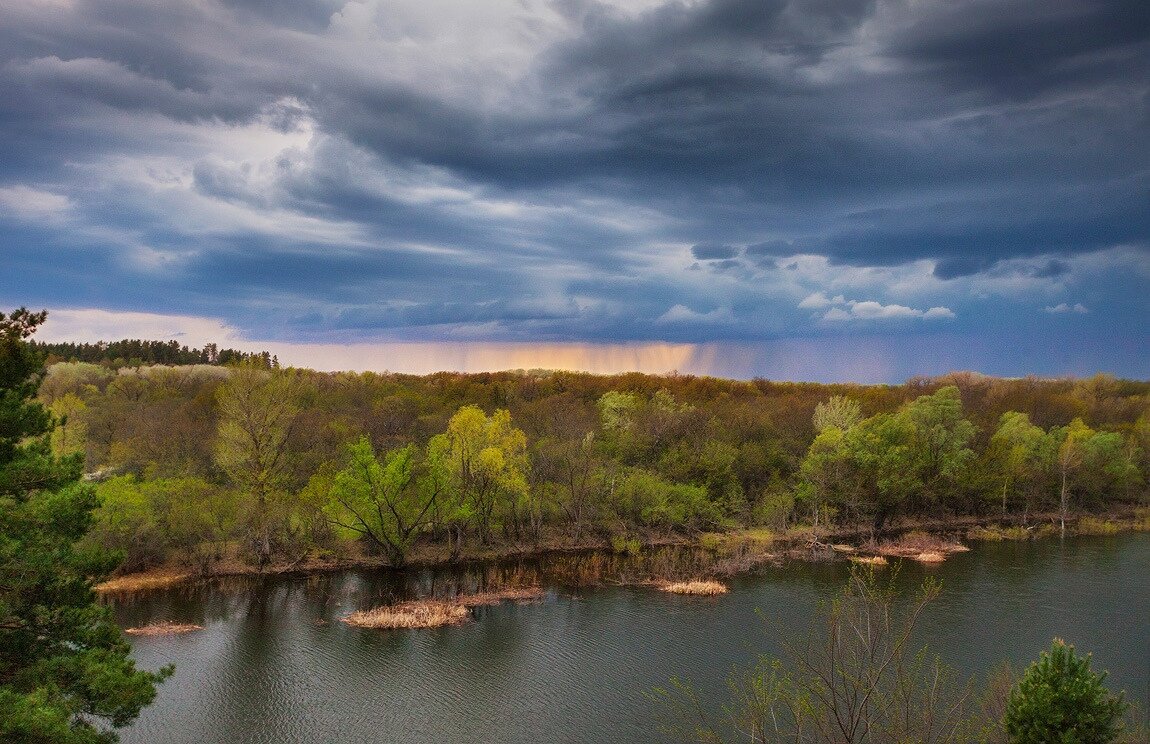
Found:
<box><xmin>1</xmin><ymin>0</ymin><xmax>1147</xmax><ymax>378</ymax></box>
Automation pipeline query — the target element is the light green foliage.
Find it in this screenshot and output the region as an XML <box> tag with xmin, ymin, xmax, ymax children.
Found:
<box><xmin>797</xmin><ymin>386</ymin><xmax>977</xmax><ymax>527</ymax></box>
<box><xmin>19</xmin><ymin>350</ymin><xmax>1150</xmax><ymax>564</ymax></box>
<box><xmin>36</xmin><ymin>361</ymin><xmax>112</xmax><ymax>405</ymax></box>
<box><xmin>987</xmin><ymin>412</ymin><xmax>1055</xmax><ymax>514</ymax></box>
<box><xmin>1078</xmin><ymin>431</ymin><xmax>1141</xmax><ymax>502</ymax></box>
<box><xmin>610</xmin><ymin>534</ymin><xmax>642</xmax><ymax>556</ymax></box>
<box><xmin>796</xmin><ymin>426</ymin><xmax>853</xmax><ymax>526</ymax></box>
<box><xmin>48</xmin><ymin>392</ymin><xmax>89</xmax><ymax>458</ymax></box>
<box><xmin>88</xmin><ymin>476</ymin><xmax>163</xmax><ymax>569</ymax></box>
<box><xmin>838</xmin><ymin>411</ymin><xmax>919</xmax><ymax>525</ymax></box>
<box><xmin>660</xmin><ymin>439</ymin><xmax>745</xmax><ymax>518</ymax></box>
<box><xmin>612</xmin><ymin>468</ymin><xmax>720</xmax><ymax>531</ymax></box>
<box><xmin>598</xmin><ymin>390</ymin><xmax>641</xmax><ymax>432</ymax></box>
<box><xmin>904</xmin><ymin>386</ymin><xmax>976</xmax><ymax>491</ymax></box>
<box><xmin>427</xmin><ymin>406</ymin><xmax>530</xmax><ymax>545</ymax></box>
<box><xmin>324</xmin><ymin>438</ymin><xmax>441</xmax><ymax>566</ymax></box>
<box><xmin>1005</xmin><ymin>639</ymin><xmax>1128</xmax><ymax>743</ymax></box>
<box><xmin>753</xmin><ymin>474</ymin><xmax>794</xmax><ymax>529</ymax></box>
<box><xmin>0</xmin><ymin>308</ymin><xmax>168</xmax><ymax>743</ymax></box>
<box><xmin>89</xmin><ymin>476</ymin><xmax>240</xmax><ymax>572</ymax></box>
<box><xmin>812</xmin><ymin>395</ymin><xmax>862</xmax><ymax>433</ymax></box>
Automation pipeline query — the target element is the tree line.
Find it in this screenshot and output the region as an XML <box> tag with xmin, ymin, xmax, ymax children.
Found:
<box><xmin>32</xmin><ymin>353</ymin><xmax>1148</xmax><ymax>572</ymax></box>
<box><xmin>34</xmin><ymin>338</ymin><xmax>278</xmax><ymax>369</ymax></box>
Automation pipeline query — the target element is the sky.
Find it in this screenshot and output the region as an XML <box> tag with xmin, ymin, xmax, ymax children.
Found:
<box><xmin>1</xmin><ymin>0</ymin><xmax>1147</xmax><ymax>382</ymax></box>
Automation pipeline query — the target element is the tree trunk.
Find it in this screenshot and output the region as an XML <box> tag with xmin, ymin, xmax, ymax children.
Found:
<box><xmin>1059</xmin><ymin>468</ymin><xmax>1068</xmax><ymax>533</ymax></box>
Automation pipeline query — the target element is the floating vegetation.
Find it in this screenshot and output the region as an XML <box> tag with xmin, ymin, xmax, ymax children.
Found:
<box><xmin>342</xmin><ymin>586</ymin><xmax>546</xmax><ymax>630</ymax></box>
<box><xmin>912</xmin><ymin>551</ymin><xmax>946</xmax><ymax>563</ymax></box>
<box><xmin>659</xmin><ymin>579</ymin><xmax>728</xmax><ymax>596</ymax></box>
<box><xmin>849</xmin><ymin>555</ymin><xmax>888</xmax><ymax>566</ymax></box>
<box><xmin>343</xmin><ymin>601</ymin><xmax>470</xmax><ymax>630</ymax></box>
<box><xmin>124</xmin><ymin>621</ymin><xmax>203</xmax><ymax>636</ymax></box>
<box><xmin>874</xmin><ymin>531</ymin><xmax>968</xmax><ymax>563</ymax></box>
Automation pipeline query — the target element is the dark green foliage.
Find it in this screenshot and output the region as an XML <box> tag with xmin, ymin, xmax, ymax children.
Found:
<box><xmin>0</xmin><ymin>309</ymin><xmax>169</xmax><ymax>744</ymax></box>
<box><xmin>33</xmin><ymin>339</ymin><xmax>276</xmax><ymax>368</ymax></box>
<box><xmin>1005</xmin><ymin>639</ymin><xmax>1128</xmax><ymax>743</ymax></box>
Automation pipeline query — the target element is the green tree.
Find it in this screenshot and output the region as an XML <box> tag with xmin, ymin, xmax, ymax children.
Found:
<box><xmin>0</xmin><ymin>308</ymin><xmax>169</xmax><ymax>743</ymax></box>
<box><xmin>986</xmin><ymin>412</ymin><xmax>1054</xmax><ymax>516</ymax></box>
<box><xmin>1054</xmin><ymin>419</ymin><xmax>1095</xmax><ymax>532</ymax></box>
<box><xmin>48</xmin><ymin>392</ymin><xmax>88</xmax><ymax>459</ymax></box>
<box><xmin>902</xmin><ymin>385</ymin><xmax>976</xmax><ymax>511</ymax></box>
<box><xmin>323</xmin><ymin>437</ymin><xmax>442</xmax><ymax>566</ymax></box>
<box><xmin>1005</xmin><ymin>638</ymin><xmax>1128</xmax><ymax>743</ymax></box>
<box><xmin>610</xmin><ymin>467</ymin><xmax>720</xmax><ymax>531</ymax></box>
<box><xmin>215</xmin><ymin>366</ymin><xmax>303</xmax><ymax>568</ymax></box>
<box><xmin>427</xmin><ymin>406</ymin><xmax>529</xmax><ymax>547</ymax></box>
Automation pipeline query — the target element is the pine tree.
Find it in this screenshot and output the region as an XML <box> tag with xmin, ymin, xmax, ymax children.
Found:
<box><xmin>0</xmin><ymin>308</ymin><xmax>169</xmax><ymax>743</ymax></box>
<box><xmin>1005</xmin><ymin>638</ymin><xmax>1128</xmax><ymax>743</ymax></box>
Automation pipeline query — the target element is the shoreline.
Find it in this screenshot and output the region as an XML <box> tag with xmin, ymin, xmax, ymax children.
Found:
<box><xmin>95</xmin><ymin>506</ymin><xmax>1150</xmax><ymax>594</ymax></box>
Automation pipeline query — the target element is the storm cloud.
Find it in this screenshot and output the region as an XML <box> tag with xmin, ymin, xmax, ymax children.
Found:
<box><xmin>0</xmin><ymin>0</ymin><xmax>1147</xmax><ymax>377</ymax></box>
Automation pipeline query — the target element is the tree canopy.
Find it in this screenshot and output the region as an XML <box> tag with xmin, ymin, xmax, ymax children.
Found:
<box><xmin>0</xmin><ymin>309</ymin><xmax>168</xmax><ymax>743</ymax></box>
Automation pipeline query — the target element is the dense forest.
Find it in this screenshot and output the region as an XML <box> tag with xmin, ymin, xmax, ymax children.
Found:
<box><xmin>36</xmin><ymin>354</ymin><xmax>1149</xmax><ymax>573</ymax></box>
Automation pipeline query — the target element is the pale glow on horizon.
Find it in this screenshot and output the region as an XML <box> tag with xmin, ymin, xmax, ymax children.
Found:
<box><xmin>29</xmin><ymin>306</ymin><xmax>1105</xmax><ymax>383</ymax></box>
<box><xmin>37</xmin><ymin>307</ymin><xmax>703</xmax><ymax>376</ymax></box>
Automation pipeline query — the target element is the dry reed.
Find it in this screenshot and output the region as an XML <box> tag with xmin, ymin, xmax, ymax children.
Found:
<box><xmin>457</xmin><ymin>586</ymin><xmax>545</xmax><ymax>607</ymax></box>
<box><xmin>659</xmin><ymin>579</ymin><xmax>728</xmax><ymax>596</ymax></box>
<box><xmin>124</xmin><ymin>621</ymin><xmax>203</xmax><ymax>636</ymax></box>
<box><xmin>96</xmin><ymin>571</ymin><xmax>190</xmax><ymax>593</ymax></box>
<box><xmin>912</xmin><ymin>551</ymin><xmax>946</xmax><ymax>563</ymax></box>
<box><xmin>874</xmin><ymin>531</ymin><xmax>968</xmax><ymax>563</ymax></box>
<box><xmin>849</xmin><ymin>555</ymin><xmax>888</xmax><ymax>566</ymax></box>
<box><xmin>342</xmin><ymin>601</ymin><xmax>470</xmax><ymax>630</ymax></box>
<box><xmin>342</xmin><ymin>586</ymin><xmax>546</xmax><ymax>630</ymax></box>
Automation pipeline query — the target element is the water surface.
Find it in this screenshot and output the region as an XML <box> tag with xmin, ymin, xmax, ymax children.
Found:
<box><xmin>113</xmin><ymin>534</ymin><xmax>1150</xmax><ymax>743</ymax></box>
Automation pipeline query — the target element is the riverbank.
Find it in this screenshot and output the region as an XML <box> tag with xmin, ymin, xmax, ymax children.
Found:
<box><xmin>95</xmin><ymin>506</ymin><xmax>1150</xmax><ymax>594</ymax></box>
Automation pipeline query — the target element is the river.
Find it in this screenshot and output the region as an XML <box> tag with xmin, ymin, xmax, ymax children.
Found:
<box><xmin>111</xmin><ymin>533</ymin><xmax>1150</xmax><ymax>743</ymax></box>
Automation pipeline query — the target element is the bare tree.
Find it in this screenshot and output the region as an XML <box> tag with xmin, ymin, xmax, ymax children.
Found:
<box><xmin>658</xmin><ymin>567</ymin><xmax>985</xmax><ymax>743</ymax></box>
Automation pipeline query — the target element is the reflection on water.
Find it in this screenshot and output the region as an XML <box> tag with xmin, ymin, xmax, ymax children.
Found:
<box><xmin>112</xmin><ymin>534</ymin><xmax>1150</xmax><ymax>744</ymax></box>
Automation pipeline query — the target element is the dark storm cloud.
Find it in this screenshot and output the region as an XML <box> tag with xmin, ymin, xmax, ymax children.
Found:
<box><xmin>0</xmin><ymin>0</ymin><xmax>1146</xmax><ymax>368</ymax></box>
<box><xmin>691</xmin><ymin>243</ymin><xmax>739</xmax><ymax>260</ymax></box>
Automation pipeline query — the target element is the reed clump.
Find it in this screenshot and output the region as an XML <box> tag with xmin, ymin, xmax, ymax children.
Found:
<box><xmin>124</xmin><ymin>621</ymin><xmax>203</xmax><ymax>636</ymax></box>
<box><xmin>457</xmin><ymin>586</ymin><xmax>545</xmax><ymax>607</ymax></box>
<box><xmin>343</xmin><ymin>586</ymin><xmax>546</xmax><ymax>630</ymax></box>
<box><xmin>913</xmin><ymin>551</ymin><xmax>946</xmax><ymax>563</ymax></box>
<box><xmin>343</xmin><ymin>601</ymin><xmax>470</xmax><ymax>630</ymax></box>
<box><xmin>660</xmin><ymin>579</ymin><xmax>728</xmax><ymax>596</ymax></box>
<box><xmin>874</xmin><ymin>531</ymin><xmax>968</xmax><ymax>563</ymax></box>
<box><xmin>849</xmin><ymin>555</ymin><xmax>888</xmax><ymax>566</ymax></box>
